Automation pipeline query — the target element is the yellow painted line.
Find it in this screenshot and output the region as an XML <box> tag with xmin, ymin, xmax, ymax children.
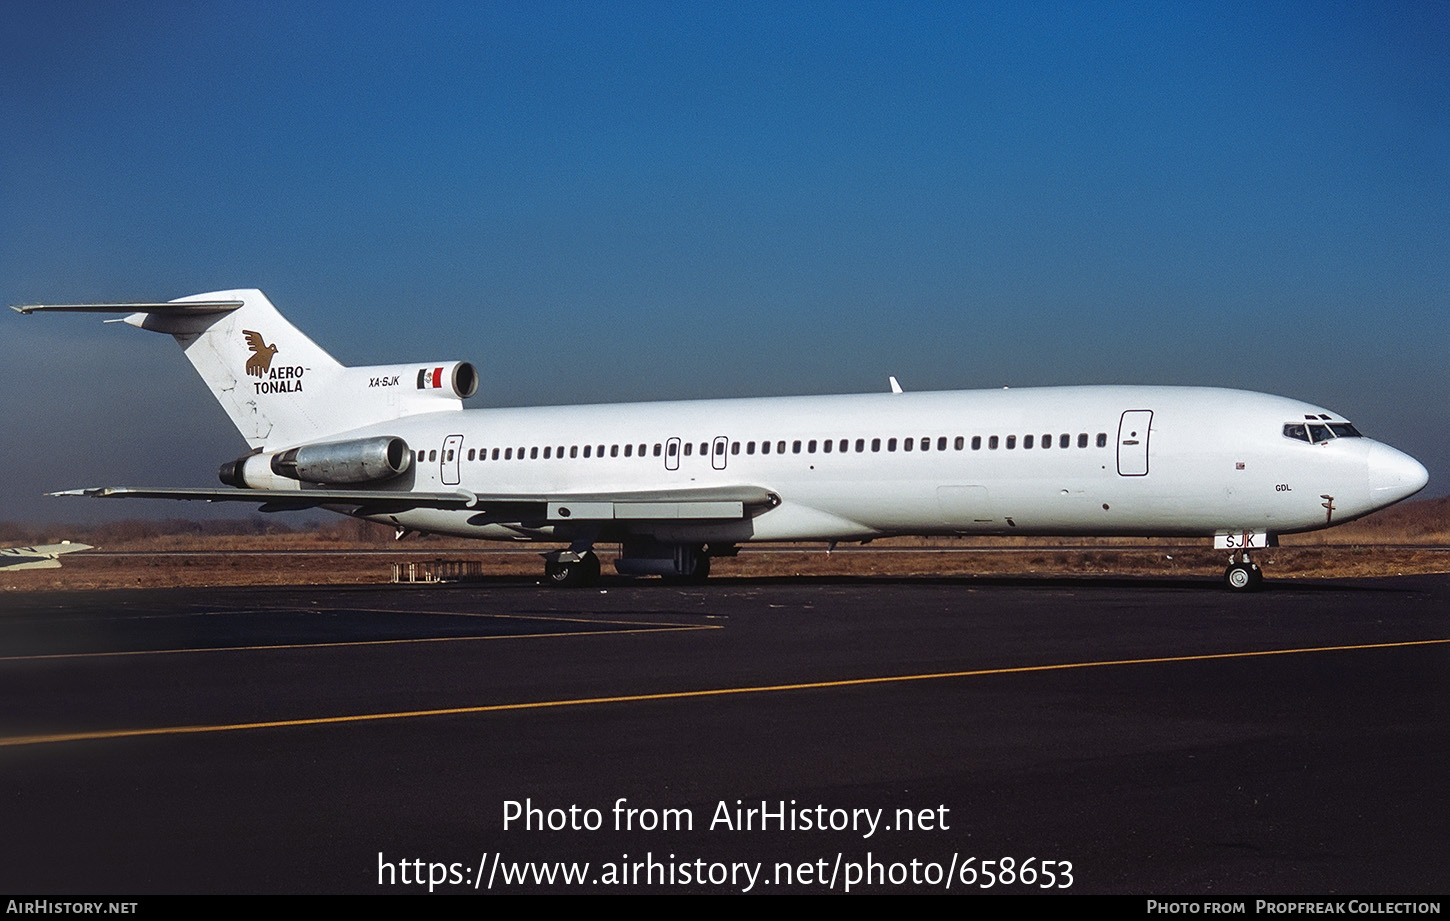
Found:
<box><xmin>4</xmin><ymin>637</ymin><xmax>1447</xmax><ymax>748</ymax></box>
<box><xmin>0</xmin><ymin>622</ymin><xmax>718</xmax><ymax>663</ymax></box>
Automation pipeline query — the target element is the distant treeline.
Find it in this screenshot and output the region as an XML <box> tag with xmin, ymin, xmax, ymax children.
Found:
<box><xmin>0</xmin><ymin>516</ymin><xmax>398</xmax><ymax>547</ymax></box>
<box><xmin>3</xmin><ymin>495</ymin><xmax>1445</xmax><ymax>549</ymax></box>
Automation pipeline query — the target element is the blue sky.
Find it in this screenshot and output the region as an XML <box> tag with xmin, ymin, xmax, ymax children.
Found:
<box><xmin>3</xmin><ymin>1</ymin><xmax>1446</xmax><ymax>522</ymax></box>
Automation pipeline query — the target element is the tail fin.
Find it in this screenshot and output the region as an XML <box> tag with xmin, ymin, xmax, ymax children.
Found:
<box><xmin>17</xmin><ymin>289</ymin><xmax>477</xmax><ymax>449</ymax></box>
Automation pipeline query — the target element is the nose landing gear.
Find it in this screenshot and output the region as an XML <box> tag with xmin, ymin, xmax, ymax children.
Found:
<box><xmin>1224</xmin><ymin>550</ymin><xmax>1264</xmax><ymax>592</ymax></box>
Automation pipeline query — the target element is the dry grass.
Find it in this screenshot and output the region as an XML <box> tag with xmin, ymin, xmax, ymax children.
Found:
<box><xmin>2</xmin><ymin>495</ymin><xmax>1445</xmax><ymax>592</ymax></box>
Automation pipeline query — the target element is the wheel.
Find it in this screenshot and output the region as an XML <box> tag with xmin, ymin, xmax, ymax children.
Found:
<box><xmin>1224</xmin><ymin>562</ymin><xmax>1260</xmax><ymax>592</ymax></box>
<box><xmin>545</xmin><ymin>551</ymin><xmax>600</xmax><ymax>588</ymax></box>
<box><xmin>663</xmin><ymin>546</ymin><xmax>710</xmax><ymax>584</ymax></box>
<box><xmin>682</xmin><ymin>552</ymin><xmax>710</xmax><ymax>583</ymax></box>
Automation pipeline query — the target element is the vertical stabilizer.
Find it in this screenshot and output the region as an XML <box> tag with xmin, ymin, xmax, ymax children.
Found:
<box><xmin>17</xmin><ymin>289</ymin><xmax>477</xmax><ymax>451</ymax></box>
<box><xmin>126</xmin><ymin>290</ymin><xmax>346</xmax><ymax>448</ymax></box>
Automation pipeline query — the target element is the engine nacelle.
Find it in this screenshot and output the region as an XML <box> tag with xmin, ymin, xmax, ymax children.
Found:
<box><xmin>341</xmin><ymin>361</ymin><xmax>479</xmax><ymax>401</ymax></box>
<box><xmin>218</xmin><ymin>436</ymin><xmax>412</xmax><ymax>488</ymax></box>
<box><xmin>270</xmin><ymin>436</ymin><xmax>413</xmax><ymax>484</ymax></box>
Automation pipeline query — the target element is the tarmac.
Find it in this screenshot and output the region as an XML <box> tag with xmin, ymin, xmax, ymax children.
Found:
<box><xmin>2</xmin><ymin>572</ymin><xmax>1447</xmax><ymax>893</ymax></box>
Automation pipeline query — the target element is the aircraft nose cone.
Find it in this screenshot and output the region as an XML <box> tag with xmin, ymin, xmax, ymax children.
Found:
<box><xmin>1366</xmin><ymin>442</ymin><xmax>1429</xmax><ymax>506</ymax></box>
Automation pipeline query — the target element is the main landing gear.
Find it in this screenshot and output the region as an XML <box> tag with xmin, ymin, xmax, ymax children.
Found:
<box><xmin>1223</xmin><ymin>551</ymin><xmax>1264</xmax><ymax>592</ymax></box>
<box><xmin>544</xmin><ymin>550</ymin><xmax>600</xmax><ymax>588</ymax></box>
<box><xmin>542</xmin><ymin>541</ymin><xmax>716</xmax><ymax>587</ymax></box>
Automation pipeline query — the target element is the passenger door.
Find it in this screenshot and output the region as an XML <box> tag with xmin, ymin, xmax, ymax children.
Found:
<box><xmin>1117</xmin><ymin>411</ymin><xmax>1152</xmax><ymax>476</ymax></box>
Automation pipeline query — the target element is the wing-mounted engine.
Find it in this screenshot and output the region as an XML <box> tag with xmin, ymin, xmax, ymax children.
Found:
<box><xmin>219</xmin><ymin>436</ymin><xmax>413</xmax><ymax>488</ymax></box>
<box><xmin>338</xmin><ymin>361</ymin><xmax>479</xmax><ymax>417</ymax></box>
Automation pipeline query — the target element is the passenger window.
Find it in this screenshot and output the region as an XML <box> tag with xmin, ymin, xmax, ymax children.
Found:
<box><xmin>1060</xmin><ymin>434</ymin><xmax>1070</xmax><ymax>448</ymax></box>
<box><xmin>856</xmin><ymin>438</ymin><xmax>865</xmax><ymax>452</ymax></box>
<box><xmin>777</xmin><ymin>441</ymin><xmax>786</xmax><ymax>454</ymax></box>
<box><xmin>887</xmin><ymin>438</ymin><xmax>897</xmax><ymax>452</ymax></box>
<box><xmin>1043</xmin><ymin>434</ymin><xmax>1051</xmax><ymax>448</ymax></box>
<box><xmin>1024</xmin><ymin>435</ymin><xmax>1034</xmax><ymax>449</ymax></box>
<box><xmin>684</xmin><ymin>443</ymin><xmax>692</xmax><ymax>456</ymax></box>
<box><xmin>904</xmin><ymin>438</ymin><xmax>913</xmax><ymax>452</ymax></box>
<box><xmin>938</xmin><ymin>437</ymin><xmax>947</xmax><ymax>451</ymax></box>
<box><xmin>762</xmin><ymin>441</ymin><xmax>771</xmax><ymax>455</ymax></box>
<box><xmin>822</xmin><ymin>440</ymin><xmax>831</xmax><ymax>453</ymax></box>
<box><xmin>530</xmin><ymin>447</ymin><xmax>538</xmax><ymax>459</ymax></box>
<box><xmin>1077</xmin><ymin>433</ymin><xmax>1087</xmax><ymax>448</ymax></box>
<box><xmin>1006</xmin><ymin>435</ymin><xmax>1016</xmax><ymax>449</ymax></box>
<box><xmin>543</xmin><ymin>447</ymin><xmax>552</xmax><ymax>459</ymax></box>
<box><xmin>731</xmin><ymin>441</ymin><xmax>740</xmax><ymax>455</ymax></box>
<box><xmin>972</xmin><ymin>436</ymin><xmax>981</xmax><ymax>450</ymax></box>
<box><xmin>623</xmin><ymin>444</ymin><xmax>632</xmax><ymax>457</ymax></box>
<box><xmin>504</xmin><ymin>448</ymin><xmax>512</xmax><ymax>460</ymax></box>
<box><xmin>583</xmin><ymin>445</ymin><xmax>591</xmax><ymax>458</ymax></box>
<box><xmin>611</xmin><ymin>445</ymin><xmax>619</xmax><ymax>457</ymax></box>
<box><xmin>871</xmin><ymin>438</ymin><xmax>881</xmax><ymax>452</ymax></box>
<box><xmin>989</xmin><ymin>436</ymin><xmax>998</xmax><ymax>449</ymax></box>
<box><xmin>792</xmin><ymin>440</ymin><xmax>802</xmax><ymax>454</ymax></box>
<box><xmin>653</xmin><ymin>444</ymin><xmax>662</xmax><ymax>456</ymax></box>
<box><xmin>807</xmin><ymin>440</ymin><xmax>817</xmax><ymax>453</ymax></box>
<box><xmin>492</xmin><ymin>448</ymin><xmax>501</xmax><ymax>460</ymax></box>
<box><xmin>1096</xmin><ymin>433</ymin><xmax>1107</xmax><ymax>448</ymax></box>
<box><xmin>954</xmin><ymin>436</ymin><xmax>963</xmax><ymax>450</ymax></box>
<box><xmin>570</xmin><ymin>446</ymin><xmax>578</xmax><ymax>458</ymax></box>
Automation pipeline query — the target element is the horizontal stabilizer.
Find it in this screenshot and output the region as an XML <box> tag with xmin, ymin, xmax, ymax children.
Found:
<box><xmin>11</xmin><ymin>300</ymin><xmax>243</xmax><ymax>316</ymax></box>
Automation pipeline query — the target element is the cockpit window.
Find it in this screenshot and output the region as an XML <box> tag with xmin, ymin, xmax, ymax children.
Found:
<box><xmin>1285</xmin><ymin>420</ymin><xmax>1361</xmax><ymax>444</ymax></box>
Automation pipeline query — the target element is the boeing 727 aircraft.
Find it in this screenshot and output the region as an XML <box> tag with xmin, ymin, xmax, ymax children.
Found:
<box><xmin>16</xmin><ymin>289</ymin><xmax>1428</xmax><ymax>590</ymax></box>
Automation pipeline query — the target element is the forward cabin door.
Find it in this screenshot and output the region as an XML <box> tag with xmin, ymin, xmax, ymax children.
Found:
<box><xmin>1117</xmin><ymin>411</ymin><xmax>1152</xmax><ymax>476</ymax></box>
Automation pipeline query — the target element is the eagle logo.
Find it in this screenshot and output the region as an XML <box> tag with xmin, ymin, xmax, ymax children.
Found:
<box><xmin>243</xmin><ymin>330</ymin><xmax>278</xmax><ymax>377</ymax></box>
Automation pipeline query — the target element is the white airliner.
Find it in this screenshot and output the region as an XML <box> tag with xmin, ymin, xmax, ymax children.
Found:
<box><xmin>0</xmin><ymin>541</ymin><xmax>92</xmax><ymax>571</ymax></box>
<box><xmin>16</xmin><ymin>289</ymin><xmax>1428</xmax><ymax>590</ymax></box>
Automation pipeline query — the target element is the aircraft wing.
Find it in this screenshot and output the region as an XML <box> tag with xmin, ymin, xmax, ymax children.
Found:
<box><xmin>50</xmin><ymin>486</ymin><xmax>482</xmax><ymax>513</ymax></box>
<box><xmin>50</xmin><ymin>485</ymin><xmax>779</xmax><ymax>520</ymax></box>
<box><xmin>0</xmin><ymin>542</ymin><xmax>93</xmax><ymax>571</ymax></box>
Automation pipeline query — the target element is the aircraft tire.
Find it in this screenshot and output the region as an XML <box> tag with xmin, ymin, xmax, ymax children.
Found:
<box><xmin>663</xmin><ymin>546</ymin><xmax>710</xmax><ymax>584</ymax></box>
<box><xmin>1224</xmin><ymin>563</ymin><xmax>1261</xmax><ymax>592</ymax></box>
<box><xmin>546</xmin><ymin>552</ymin><xmax>600</xmax><ymax>588</ymax></box>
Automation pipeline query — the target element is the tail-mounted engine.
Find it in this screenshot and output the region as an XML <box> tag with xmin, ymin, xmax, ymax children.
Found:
<box><xmin>220</xmin><ymin>436</ymin><xmax>412</xmax><ymax>488</ymax></box>
<box><xmin>341</xmin><ymin>361</ymin><xmax>479</xmax><ymax>402</ymax></box>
